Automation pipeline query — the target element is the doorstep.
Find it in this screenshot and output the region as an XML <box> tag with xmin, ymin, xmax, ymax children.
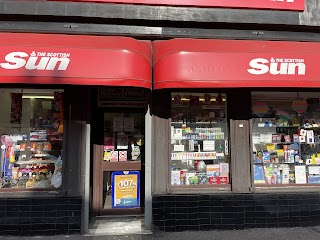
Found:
<box><xmin>86</xmin><ymin>215</ymin><xmax>153</xmax><ymax>236</ymax></box>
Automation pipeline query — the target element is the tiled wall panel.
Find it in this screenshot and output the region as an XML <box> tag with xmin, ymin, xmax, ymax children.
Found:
<box><xmin>153</xmin><ymin>193</ymin><xmax>320</xmax><ymax>231</ymax></box>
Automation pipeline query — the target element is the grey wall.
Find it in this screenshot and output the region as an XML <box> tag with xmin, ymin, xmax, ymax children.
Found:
<box><xmin>0</xmin><ymin>0</ymin><xmax>318</xmax><ymax>27</ymax></box>
<box><xmin>299</xmin><ymin>0</ymin><xmax>320</xmax><ymax>26</ymax></box>
<box><xmin>64</xmin><ymin>86</ymin><xmax>91</xmax><ymax>196</ymax></box>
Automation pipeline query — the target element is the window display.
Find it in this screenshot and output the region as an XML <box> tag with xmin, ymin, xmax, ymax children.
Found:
<box><xmin>252</xmin><ymin>92</ymin><xmax>320</xmax><ymax>186</ymax></box>
<box><xmin>170</xmin><ymin>93</ymin><xmax>229</xmax><ymax>187</ymax></box>
<box><xmin>0</xmin><ymin>89</ymin><xmax>64</xmax><ymax>189</ymax></box>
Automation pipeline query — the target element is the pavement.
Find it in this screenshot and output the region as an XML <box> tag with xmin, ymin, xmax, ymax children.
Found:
<box><xmin>2</xmin><ymin>227</ymin><xmax>320</xmax><ymax>240</ymax></box>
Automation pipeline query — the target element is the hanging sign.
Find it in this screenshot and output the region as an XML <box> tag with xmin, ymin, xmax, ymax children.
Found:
<box><xmin>55</xmin><ymin>0</ymin><xmax>305</xmax><ymax>11</ymax></box>
<box><xmin>112</xmin><ymin>171</ymin><xmax>140</xmax><ymax>208</ymax></box>
<box><xmin>98</xmin><ymin>87</ymin><xmax>147</xmax><ymax>108</ymax></box>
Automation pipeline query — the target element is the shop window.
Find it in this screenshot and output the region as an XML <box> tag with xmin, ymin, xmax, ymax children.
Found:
<box><xmin>170</xmin><ymin>93</ymin><xmax>229</xmax><ymax>188</ymax></box>
<box><xmin>0</xmin><ymin>89</ymin><xmax>64</xmax><ymax>190</ymax></box>
<box><xmin>252</xmin><ymin>92</ymin><xmax>320</xmax><ymax>186</ymax></box>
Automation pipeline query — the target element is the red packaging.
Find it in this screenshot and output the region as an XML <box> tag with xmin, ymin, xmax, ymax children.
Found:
<box><xmin>180</xmin><ymin>171</ymin><xmax>185</xmax><ymax>184</ymax></box>
<box><xmin>220</xmin><ymin>177</ymin><xmax>228</xmax><ymax>184</ymax></box>
<box><xmin>209</xmin><ymin>176</ymin><xmax>221</xmax><ymax>184</ymax></box>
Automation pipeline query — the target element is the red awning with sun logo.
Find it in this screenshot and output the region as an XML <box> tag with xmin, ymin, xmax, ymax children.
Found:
<box><xmin>153</xmin><ymin>38</ymin><xmax>320</xmax><ymax>89</ymax></box>
<box><xmin>0</xmin><ymin>33</ymin><xmax>151</xmax><ymax>88</ymax></box>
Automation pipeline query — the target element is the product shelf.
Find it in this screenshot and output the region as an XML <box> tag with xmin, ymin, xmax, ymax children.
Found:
<box><xmin>171</xmin><ymin>158</ymin><xmax>222</xmax><ymax>161</ymax></box>
<box><xmin>16</xmin><ymin>159</ymin><xmax>55</xmax><ymax>165</ymax></box>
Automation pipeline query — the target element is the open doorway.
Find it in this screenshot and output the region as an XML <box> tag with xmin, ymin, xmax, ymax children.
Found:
<box><xmin>90</xmin><ymin>87</ymin><xmax>148</xmax><ymax>225</ymax></box>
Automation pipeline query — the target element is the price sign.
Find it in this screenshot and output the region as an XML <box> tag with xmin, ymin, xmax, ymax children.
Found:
<box><xmin>111</xmin><ymin>171</ymin><xmax>140</xmax><ymax>208</ymax></box>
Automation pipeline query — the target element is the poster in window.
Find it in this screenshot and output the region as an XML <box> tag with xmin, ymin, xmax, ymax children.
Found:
<box><xmin>53</xmin><ymin>92</ymin><xmax>63</xmax><ymax>113</ymax></box>
<box><xmin>104</xmin><ymin>136</ymin><xmax>114</xmax><ymax>150</ymax></box>
<box><xmin>295</xmin><ymin>166</ymin><xmax>307</xmax><ymax>184</ymax></box>
<box><xmin>10</xmin><ymin>93</ymin><xmax>22</xmax><ymax>124</ymax></box>
<box><xmin>113</xmin><ymin>117</ymin><xmax>123</xmax><ymax>132</ymax></box>
<box><xmin>117</xmin><ymin>135</ymin><xmax>128</xmax><ymax>150</ymax></box>
<box><xmin>124</xmin><ymin>117</ymin><xmax>134</xmax><ymax>132</ymax></box>
<box><xmin>112</xmin><ymin>171</ymin><xmax>140</xmax><ymax>208</ymax></box>
<box><xmin>254</xmin><ymin>165</ymin><xmax>265</xmax><ymax>184</ymax></box>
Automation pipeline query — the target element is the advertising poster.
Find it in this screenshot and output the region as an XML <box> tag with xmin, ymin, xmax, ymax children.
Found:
<box><xmin>10</xmin><ymin>93</ymin><xmax>22</xmax><ymax>124</ymax></box>
<box><xmin>113</xmin><ymin>117</ymin><xmax>124</xmax><ymax>132</ymax></box>
<box><xmin>112</xmin><ymin>171</ymin><xmax>140</xmax><ymax>208</ymax></box>
<box><xmin>254</xmin><ymin>165</ymin><xmax>265</xmax><ymax>184</ymax></box>
<box><xmin>124</xmin><ymin>117</ymin><xmax>135</xmax><ymax>132</ymax></box>
<box><xmin>117</xmin><ymin>135</ymin><xmax>128</xmax><ymax>149</ymax></box>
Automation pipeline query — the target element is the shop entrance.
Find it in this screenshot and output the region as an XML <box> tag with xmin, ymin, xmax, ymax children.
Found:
<box><xmin>91</xmin><ymin>87</ymin><xmax>147</xmax><ymax>217</ymax></box>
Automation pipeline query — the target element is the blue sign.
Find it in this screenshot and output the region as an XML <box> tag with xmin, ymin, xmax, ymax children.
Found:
<box><xmin>111</xmin><ymin>171</ymin><xmax>140</xmax><ymax>208</ymax></box>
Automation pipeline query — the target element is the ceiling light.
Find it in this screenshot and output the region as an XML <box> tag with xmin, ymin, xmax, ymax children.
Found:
<box><xmin>22</xmin><ymin>96</ymin><xmax>54</xmax><ymax>99</ymax></box>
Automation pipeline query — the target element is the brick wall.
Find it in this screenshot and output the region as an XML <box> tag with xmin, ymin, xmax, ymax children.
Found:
<box><xmin>153</xmin><ymin>193</ymin><xmax>320</xmax><ymax>231</ymax></box>
<box><xmin>0</xmin><ymin>197</ymin><xmax>82</xmax><ymax>235</ymax></box>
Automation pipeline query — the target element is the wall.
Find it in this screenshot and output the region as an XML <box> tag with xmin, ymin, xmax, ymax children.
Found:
<box><xmin>299</xmin><ymin>0</ymin><xmax>320</xmax><ymax>26</ymax></box>
<box><xmin>0</xmin><ymin>0</ymin><xmax>302</xmax><ymax>26</ymax></box>
<box><xmin>0</xmin><ymin>197</ymin><xmax>81</xmax><ymax>235</ymax></box>
<box><xmin>153</xmin><ymin>193</ymin><xmax>320</xmax><ymax>231</ymax></box>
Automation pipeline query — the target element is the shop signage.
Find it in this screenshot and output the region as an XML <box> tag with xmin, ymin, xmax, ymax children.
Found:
<box><xmin>248</xmin><ymin>57</ymin><xmax>306</xmax><ymax>75</ymax></box>
<box><xmin>0</xmin><ymin>43</ymin><xmax>151</xmax><ymax>87</ymax></box>
<box><xmin>56</xmin><ymin>0</ymin><xmax>305</xmax><ymax>11</ymax></box>
<box><xmin>0</xmin><ymin>51</ymin><xmax>70</xmax><ymax>71</ymax></box>
<box><xmin>98</xmin><ymin>87</ymin><xmax>147</xmax><ymax>107</ymax></box>
<box><xmin>111</xmin><ymin>171</ymin><xmax>140</xmax><ymax>208</ymax></box>
<box><xmin>99</xmin><ymin>87</ymin><xmax>146</xmax><ymax>101</ymax></box>
<box><xmin>153</xmin><ymin>42</ymin><xmax>320</xmax><ymax>88</ymax></box>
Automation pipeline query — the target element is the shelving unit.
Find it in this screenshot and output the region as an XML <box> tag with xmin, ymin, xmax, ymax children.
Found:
<box><xmin>253</xmin><ymin>118</ymin><xmax>320</xmax><ymax>185</ymax></box>
<box><xmin>170</xmin><ymin>93</ymin><xmax>229</xmax><ymax>187</ymax></box>
<box><xmin>1</xmin><ymin>129</ymin><xmax>63</xmax><ymax>189</ymax></box>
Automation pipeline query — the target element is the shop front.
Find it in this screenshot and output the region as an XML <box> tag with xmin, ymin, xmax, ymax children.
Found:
<box><xmin>151</xmin><ymin>38</ymin><xmax>320</xmax><ymax>231</ymax></box>
<box><xmin>0</xmin><ymin>32</ymin><xmax>151</xmax><ymax>235</ymax></box>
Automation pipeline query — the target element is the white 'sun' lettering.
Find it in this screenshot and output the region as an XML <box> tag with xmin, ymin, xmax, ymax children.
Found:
<box><xmin>247</xmin><ymin>58</ymin><xmax>306</xmax><ymax>75</ymax></box>
<box><xmin>0</xmin><ymin>51</ymin><xmax>70</xmax><ymax>70</ymax></box>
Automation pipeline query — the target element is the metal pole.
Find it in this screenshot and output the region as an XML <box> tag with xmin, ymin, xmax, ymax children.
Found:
<box><xmin>144</xmin><ymin>105</ymin><xmax>152</xmax><ymax>230</ymax></box>
<box><xmin>82</xmin><ymin>123</ymin><xmax>91</xmax><ymax>234</ymax></box>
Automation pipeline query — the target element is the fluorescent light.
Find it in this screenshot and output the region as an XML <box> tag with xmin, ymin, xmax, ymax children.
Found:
<box><xmin>22</xmin><ymin>96</ymin><xmax>54</xmax><ymax>99</ymax></box>
<box><xmin>171</xmin><ymin>97</ymin><xmax>216</xmax><ymax>101</ymax></box>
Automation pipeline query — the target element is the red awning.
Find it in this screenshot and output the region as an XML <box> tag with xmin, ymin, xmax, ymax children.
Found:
<box><xmin>0</xmin><ymin>33</ymin><xmax>151</xmax><ymax>88</ymax></box>
<box><xmin>153</xmin><ymin>39</ymin><xmax>320</xmax><ymax>89</ymax></box>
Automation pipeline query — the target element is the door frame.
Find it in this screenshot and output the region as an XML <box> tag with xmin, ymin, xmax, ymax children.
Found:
<box><xmin>92</xmin><ymin>144</ymin><xmax>144</xmax><ymax>215</ymax></box>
